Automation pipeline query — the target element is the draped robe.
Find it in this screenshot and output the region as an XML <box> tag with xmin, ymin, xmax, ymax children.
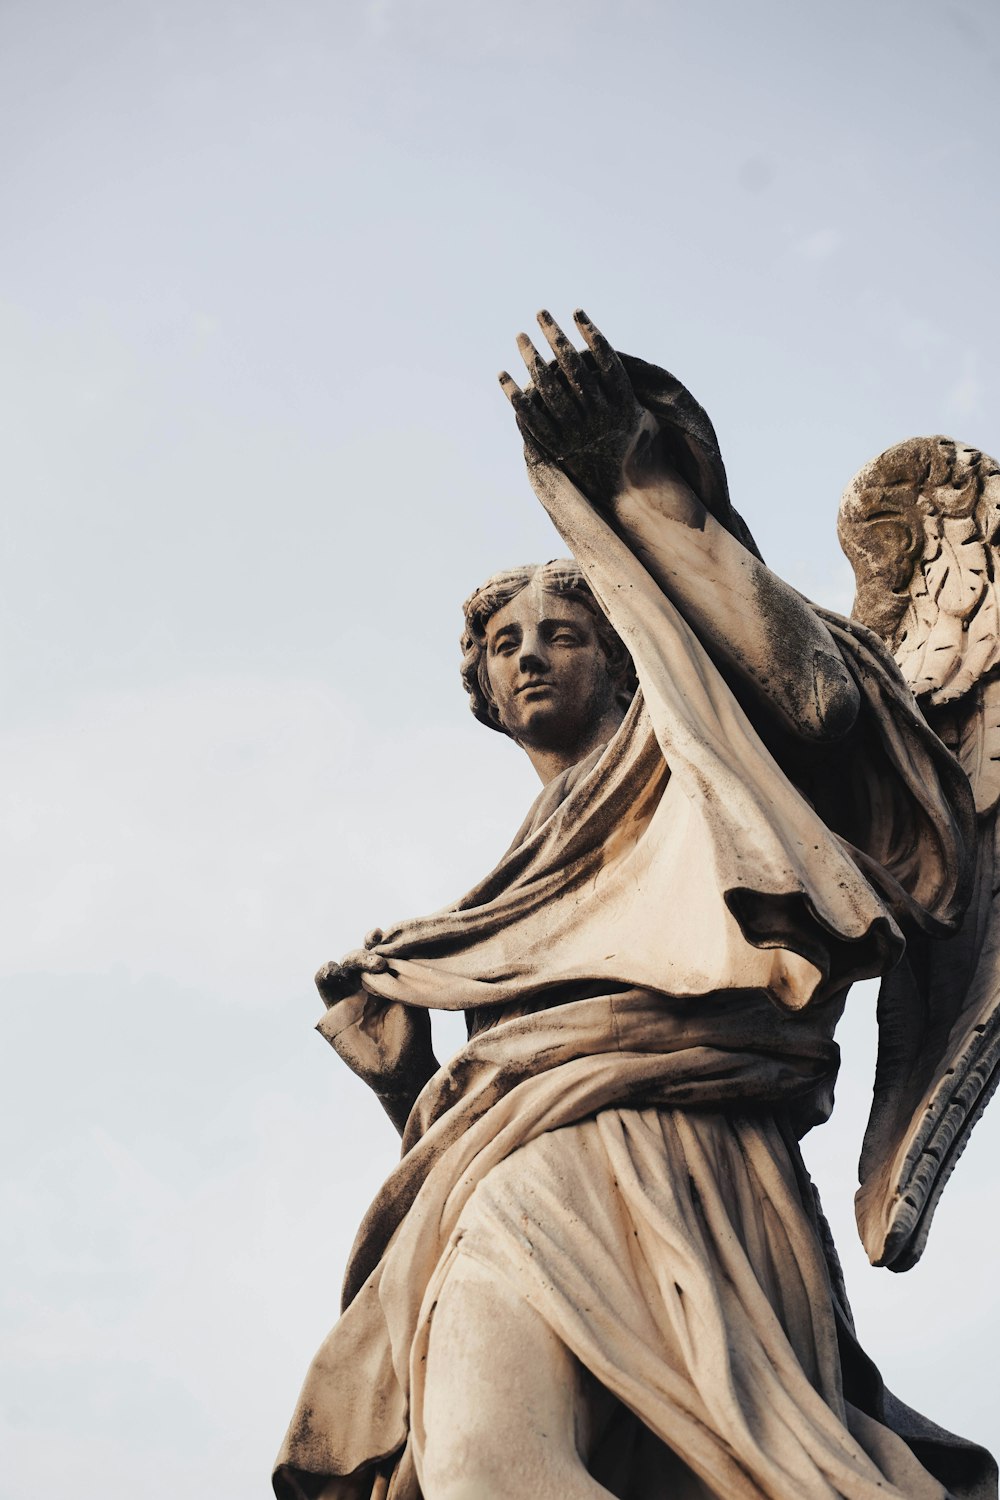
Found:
<box><xmin>274</xmin><ymin>385</ymin><xmax>996</xmax><ymax>1500</ymax></box>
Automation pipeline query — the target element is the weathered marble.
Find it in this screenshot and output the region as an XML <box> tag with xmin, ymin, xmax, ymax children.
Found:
<box><xmin>275</xmin><ymin>315</ymin><xmax>999</xmax><ymax>1500</ymax></box>
<box><xmin>840</xmin><ymin>438</ymin><xmax>1000</xmax><ymax>1272</ymax></box>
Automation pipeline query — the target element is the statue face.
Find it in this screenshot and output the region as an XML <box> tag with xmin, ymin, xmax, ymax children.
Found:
<box><xmin>484</xmin><ymin>581</ymin><xmax>618</xmax><ymax>753</ymax></box>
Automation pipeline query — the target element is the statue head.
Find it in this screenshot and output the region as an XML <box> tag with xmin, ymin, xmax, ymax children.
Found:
<box><xmin>460</xmin><ymin>561</ymin><xmax>637</xmax><ymax>759</ymax></box>
<box><xmin>838</xmin><ymin>436</ymin><xmax>1000</xmax><ymax>645</ymax></box>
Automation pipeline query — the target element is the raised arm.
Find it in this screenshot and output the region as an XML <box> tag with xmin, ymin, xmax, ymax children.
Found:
<box><xmin>500</xmin><ymin>311</ymin><xmax>860</xmax><ymax>745</ymax></box>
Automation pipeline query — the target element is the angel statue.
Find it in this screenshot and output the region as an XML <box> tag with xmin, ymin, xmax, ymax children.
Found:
<box><xmin>274</xmin><ymin>313</ymin><xmax>999</xmax><ymax>1500</ymax></box>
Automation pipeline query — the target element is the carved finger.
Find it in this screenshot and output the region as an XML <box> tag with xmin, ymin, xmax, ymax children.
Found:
<box><xmin>341</xmin><ymin>948</ymin><xmax>389</xmax><ymax>975</ymax></box>
<box><xmin>574</xmin><ymin>309</ymin><xmax>633</xmax><ymax>407</ymax></box>
<box><xmin>498</xmin><ymin>369</ymin><xmax>524</xmax><ymax>404</ymax></box>
<box><xmin>515</xmin><ymin>331</ymin><xmax>581</xmax><ymax>428</ymax></box>
<box><xmin>498</xmin><ymin>370</ymin><xmax>560</xmax><ymax>449</ymax></box>
<box><xmin>536</xmin><ymin>309</ymin><xmax>596</xmax><ymax>407</ymax></box>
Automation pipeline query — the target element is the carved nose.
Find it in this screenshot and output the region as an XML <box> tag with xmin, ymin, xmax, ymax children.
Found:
<box><xmin>518</xmin><ymin>649</ymin><xmax>546</xmax><ymax>674</ymax></box>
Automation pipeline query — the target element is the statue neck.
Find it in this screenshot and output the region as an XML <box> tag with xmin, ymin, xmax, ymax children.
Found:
<box><xmin>522</xmin><ymin>703</ymin><xmax>626</xmax><ymax>786</ymax></box>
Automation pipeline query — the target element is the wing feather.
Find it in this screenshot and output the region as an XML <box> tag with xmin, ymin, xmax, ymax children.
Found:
<box><xmin>894</xmin><ymin>570</ymin><xmax>943</xmax><ymax>691</ymax></box>
<box><xmin>953</xmin><ymin>675</ymin><xmax>1000</xmax><ymax>816</ymax></box>
<box><xmin>900</xmin><ymin>604</ymin><xmax>964</xmax><ymax>698</ymax></box>
<box><xmin>936</xmin><ymin>581</ymin><xmax>1000</xmax><ymax>705</ymax></box>
<box><xmin>858</xmin><ymin>803</ymin><xmax>1000</xmax><ymax>1269</ymax></box>
<box><xmin>893</xmin><ymin>515</ymin><xmax>999</xmax><ymax>703</ymax></box>
<box><xmin>923</xmin><ymin>514</ymin><xmax>985</xmax><ymax>616</ymax></box>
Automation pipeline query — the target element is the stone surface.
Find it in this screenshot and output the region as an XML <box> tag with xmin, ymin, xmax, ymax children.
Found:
<box><xmin>840</xmin><ymin>439</ymin><xmax>1000</xmax><ymax>1272</ymax></box>
<box><xmin>274</xmin><ymin>316</ymin><xmax>999</xmax><ymax>1500</ymax></box>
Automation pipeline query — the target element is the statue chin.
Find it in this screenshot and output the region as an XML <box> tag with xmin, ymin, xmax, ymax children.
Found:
<box><xmin>513</xmin><ymin>711</ymin><xmax>585</xmax><ymax>752</ymax></box>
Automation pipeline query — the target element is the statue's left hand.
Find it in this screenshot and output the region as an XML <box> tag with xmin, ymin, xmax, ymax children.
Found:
<box><xmin>315</xmin><ymin>946</ymin><xmax>390</xmax><ymax>1006</ymax></box>
<box><xmin>315</xmin><ymin>950</ymin><xmax>439</xmax><ymax>1127</ymax></box>
<box><xmin>499</xmin><ymin>309</ymin><xmax>649</xmax><ymax>505</ymax></box>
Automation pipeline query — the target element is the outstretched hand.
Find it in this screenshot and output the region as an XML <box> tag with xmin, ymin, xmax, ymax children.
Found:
<box><xmin>315</xmin><ymin>944</ymin><xmax>438</xmax><ymax>1131</ymax></box>
<box><xmin>499</xmin><ymin>309</ymin><xmax>650</xmax><ymax>505</ymax></box>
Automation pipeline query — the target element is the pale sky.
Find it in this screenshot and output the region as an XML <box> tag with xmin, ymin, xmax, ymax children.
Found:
<box><xmin>3</xmin><ymin>1</ymin><xmax>1000</xmax><ymax>1495</ymax></box>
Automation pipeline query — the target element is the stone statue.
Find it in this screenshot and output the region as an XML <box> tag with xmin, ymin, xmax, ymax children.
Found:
<box><xmin>274</xmin><ymin>313</ymin><xmax>1000</xmax><ymax>1499</ymax></box>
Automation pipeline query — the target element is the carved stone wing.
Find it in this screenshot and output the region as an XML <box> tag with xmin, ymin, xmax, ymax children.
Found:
<box><xmin>839</xmin><ymin>436</ymin><xmax>1000</xmax><ymax>1270</ymax></box>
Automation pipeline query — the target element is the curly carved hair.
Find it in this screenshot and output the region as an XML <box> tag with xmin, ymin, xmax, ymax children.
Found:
<box><xmin>460</xmin><ymin>560</ymin><xmax>638</xmax><ymax>736</ymax></box>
